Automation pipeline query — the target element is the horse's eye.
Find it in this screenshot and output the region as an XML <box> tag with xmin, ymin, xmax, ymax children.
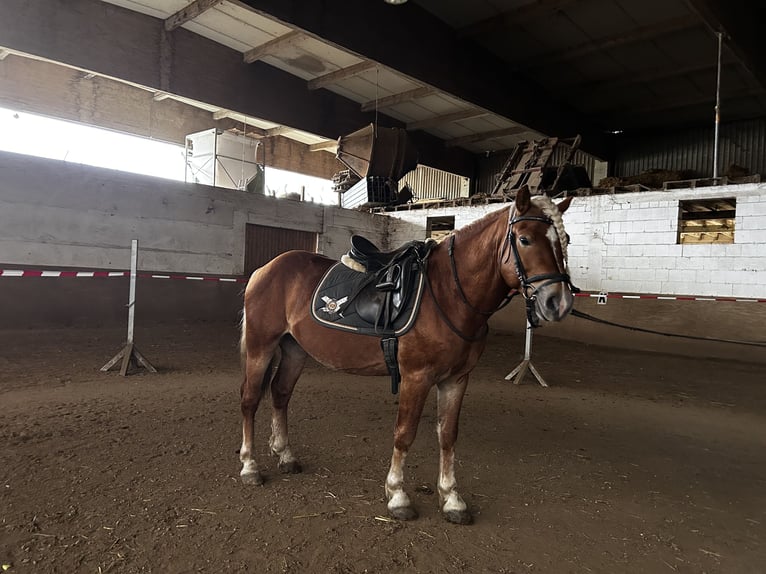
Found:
<box><xmin>519</xmin><ymin>236</ymin><xmax>530</xmax><ymax>246</ymax></box>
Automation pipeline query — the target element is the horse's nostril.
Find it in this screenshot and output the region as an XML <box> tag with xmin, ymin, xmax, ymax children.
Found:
<box><xmin>546</xmin><ymin>296</ymin><xmax>558</xmax><ymax>311</ymax></box>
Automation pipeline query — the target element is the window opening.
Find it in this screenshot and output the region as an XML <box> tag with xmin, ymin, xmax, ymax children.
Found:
<box><xmin>677</xmin><ymin>198</ymin><xmax>735</xmax><ymax>244</ymax></box>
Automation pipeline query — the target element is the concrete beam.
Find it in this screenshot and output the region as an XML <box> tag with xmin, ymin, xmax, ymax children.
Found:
<box><xmin>446</xmin><ymin>126</ymin><xmax>529</xmax><ymax>147</ymax></box>
<box><xmin>238</xmin><ymin>0</ymin><xmax>609</xmax><ymax>158</ymax></box>
<box><xmin>407</xmin><ymin>109</ymin><xmax>489</xmax><ymax>131</ymax></box>
<box><xmin>307</xmin><ymin>60</ymin><xmax>376</xmax><ymax>90</ymax></box>
<box><xmin>360</xmin><ymin>86</ymin><xmax>434</xmax><ymax>113</ymax></box>
<box><xmin>0</xmin><ymin>0</ymin><xmax>476</xmax><ymax>176</ymax></box>
<box><xmin>165</xmin><ymin>0</ymin><xmax>225</xmax><ymax>32</ymax></box>
<box><xmin>243</xmin><ymin>30</ymin><xmax>304</xmax><ymax>64</ymax></box>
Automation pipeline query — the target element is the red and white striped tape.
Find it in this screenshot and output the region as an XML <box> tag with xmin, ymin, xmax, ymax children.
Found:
<box><xmin>574</xmin><ymin>292</ymin><xmax>766</xmax><ymax>303</ymax></box>
<box><xmin>1</xmin><ymin>268</ymin><xmax>763</xmax><ymax>301</ymax></box>
<box><xmin>0</xmin><ymin>269</ymin><xmax>247</xmax><ymax>283</ymax></box>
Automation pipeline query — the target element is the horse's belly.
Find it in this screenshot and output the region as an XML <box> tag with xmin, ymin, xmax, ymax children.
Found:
<box><xmin>290</xmin><ymin>315</ymin><xmax>390</xmax><ymax>375</ymax></box>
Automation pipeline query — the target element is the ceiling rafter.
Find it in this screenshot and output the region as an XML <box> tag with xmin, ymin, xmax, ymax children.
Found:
<box><xmin>407</xmin><ymin>109</ymin><xmax>489</xmax><ymax>131</ymax></box>
<box><xmin>164</xmin><ymin>0</ymin><xmax>225</xmax><ymax>32</ymax></box>
<box><xmin>519</xmin><ymin>15</ymin><xmax>699</xmax><ymax>70</ymax></box>
<box><xmin>308</xmin><ymin>140</ymin><xmax>338</xmax><ymax>152</ymax></box>
<box><xmin>243</xmin><ymin>30</ymin><xmax>304</xmax><ymax>64</ymax></box>
<box><xmin>446</xmin><ymin>126</ymin><xmax>529</xmax><ymax>147</ymax></box>
<box><xmin>565</xmin><ymin>61</ymin><xmax>736</xmax><ymax>96</ymax></box>
<box><xmin>308</xmin><ymin>60</ymin><xmax>377</xmax><ymax>90</ymax></box>
<box><xmin>215</xmin><ymin>117</ymin><xmax>268</xmax><ymax>137</ymax></box>
<box><xmin>601</xmin><ymin>87</ymin><xmax>765</xmax><ymax>121</ymax></box>
<box><xmin>458</xmin><ymin>0</ymin><xmax>578</xmax><ymax>39</ymax></box>
<box><xmin>360</xmin><ymin>86</ymin><xmax>434</xmax><ymax>112</ymax></box>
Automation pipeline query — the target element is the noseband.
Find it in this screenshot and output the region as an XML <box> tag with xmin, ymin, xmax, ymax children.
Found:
<box><xmin>506</xmin><ymin>209</ymin><xmax>580</xmax><ymax>327</ymax></box>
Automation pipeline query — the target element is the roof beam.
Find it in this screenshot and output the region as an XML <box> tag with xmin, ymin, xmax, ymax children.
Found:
<box><xmin>565</xmin><ymin>61</ymin><xmax>733</xmax><ymax>96</ymax></box>
<box><xmin>685</xmin><ymin>0</ymin><xmax>766</xmax><ymax>88</ymax></box>
<box><xmin>360</xmin><ymin>86</ymin><xmax>434</xmax><ymax>112</ymax></box>
<box><xmin>308</xmin><ymin>140</ymin><xmax>338</xmax><ymax>152</ymax></box>
<box><xmin>458</xmin><ymin>0</ymin><xmax>577</xmax><ymax>39</ymax></box>
<box><xmin>164</xmin><ymin>0</ymin><xmax>225</xmax><ymax>32</ymax></box>
<box><xmin>216</xmin><ymin>118</ymin><xmax>268</xmax><ymax>137</ymax></box>
<box><xmin>265</xmin><ymin>125</ymin><xmax>296</xmax><ymax>137</ymax></box>
<box><xmin>407</xmin><ymin>109</ymin><xmax>489</xmax><ymax>131</ymax></box>
<box><xmin>520</xmin><ymin>15</ymin><xmax>699</xmax><ymax>69</ymax></box>
<box><xmin>446</xmin><ymin>126</ymin><xmax>528</xmax><ymax>147</ymax></box>
<box><xmin>308</xmin><ymin>60</ymin><xmax>376</xmax><ymax>90</ymax></box>
<box><xmin>243</xmin><ymin>30</ymin><xmax>304</xmax><ymax>64</ymax></box>
<box><xmin>601</xmin><ymin>87</ymin><xmax>765</xmax><ymax>122</ymax></box>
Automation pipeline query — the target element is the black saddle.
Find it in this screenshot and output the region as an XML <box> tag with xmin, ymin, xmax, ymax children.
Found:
<box><xmin>311</xmin><ymin>236</ymin><xmax>435</xmax><ymax>394</ymax></box>
<box><xmin>312</xmin><ymin>236</ymin><xmax>434</xmax><ymax>335</ymax></box>
<box><xmin>349</xmin><ymin>235</ymin><xmax>427</xmax><ymax>274</ymax></box>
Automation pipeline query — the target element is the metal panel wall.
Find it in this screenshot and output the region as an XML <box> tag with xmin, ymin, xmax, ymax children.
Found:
<box><xmin>244</xmin><ymin>224</ymin><xmax>318</xmax><ymax>275</ymax></box>
<box><xmin>399</xmin><ymin>165</ymin><xmax>470</xmax><ymax>201</ymax></box>
<box><xmin>613</xmin><ymin>118</ymin><xmax>766</xmax><ymax>179</ymax></box>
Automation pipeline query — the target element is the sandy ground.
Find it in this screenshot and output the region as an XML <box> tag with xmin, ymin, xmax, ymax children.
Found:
<box><xmin>0</xmin><ymin>323</ymin><xmax>764</xmax><ymax>573</ymax></box>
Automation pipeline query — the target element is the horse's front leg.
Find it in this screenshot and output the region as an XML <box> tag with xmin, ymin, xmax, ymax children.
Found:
<box><xmin>385</xmin><ymin>374</ymin><xmax>431</xmax><ymax>521</ymax></box>
<box><xmin>436</xmin><ymin>374</ymin><xmax>472</xmax><ymax>524</ymax></box>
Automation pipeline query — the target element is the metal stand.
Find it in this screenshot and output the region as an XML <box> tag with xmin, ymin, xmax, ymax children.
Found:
<box><xmin>504</xmin><ymin>320</ymin><xmax>548</xmax><ymax>387</ymax></box>
<box><xmin>101</xmin><ymin>239</ymin><xmax>157</xmax><ymax>376</ymax></box>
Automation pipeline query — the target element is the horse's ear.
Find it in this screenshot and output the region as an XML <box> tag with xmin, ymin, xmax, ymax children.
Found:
<box><xmin>557</xmin><ymin>196</ymin><xmax>573</xmax><ymax>214</ymax></box>
<box><xmin>515</xmin><ymin>185</ymin><xmax>531</xmax><ymax>214</ymax></box>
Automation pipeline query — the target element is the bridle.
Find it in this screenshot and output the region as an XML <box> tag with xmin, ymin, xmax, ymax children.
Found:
<box><xmin>505</xmin><ymin>206</ymin><xmax>580</xmax><ymax>327</ymax></box>
<box><xmin>425</xmin><ymin>203</ymin><xmax>579</xmax><ymax>342</ymax></box>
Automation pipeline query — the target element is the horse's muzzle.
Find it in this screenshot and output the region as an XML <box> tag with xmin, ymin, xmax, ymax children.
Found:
<box><xmin>534</xmin><ymin>284</ymin><xmax>574</xmax><ymax>323</ymax></box>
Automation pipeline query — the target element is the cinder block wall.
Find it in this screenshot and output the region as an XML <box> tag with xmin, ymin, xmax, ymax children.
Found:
<box><xmin>385</xmin><ymin>187</ymin><xmax>766</xmax><ymax>363</ymax></box>
<box><xmin>564</xmin><ymin>185</ymin><xmax>766</xmax><ymax>299</ymax></box>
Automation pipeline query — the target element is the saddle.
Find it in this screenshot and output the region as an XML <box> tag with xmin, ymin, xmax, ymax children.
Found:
<box><xmin>311</xmin><ymin>236</ymin><xmax>435</xmax><ymax>394</ymax></box>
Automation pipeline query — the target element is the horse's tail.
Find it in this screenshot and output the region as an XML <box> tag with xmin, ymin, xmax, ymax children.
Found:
<box><xmin>239</xmin><ymin>309</ymin><xmax>248</xmax><ymax>368</ymax></box>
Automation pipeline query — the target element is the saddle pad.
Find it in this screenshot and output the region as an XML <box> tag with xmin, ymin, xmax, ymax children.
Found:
<box><xmin>310</xmin><ymin>262</ymin><xmax>425</xmax><ymax>337</ymax></box>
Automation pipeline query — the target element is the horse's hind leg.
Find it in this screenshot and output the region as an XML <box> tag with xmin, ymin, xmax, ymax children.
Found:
<box><xmin>436</xmin><ymin>374</ymin><xmax>472</xmax><ymax>524</ymax></box>
<box><xmin>268</xmin><ymin>335</ymin><xmax>307</xmax><ymax>474</ymax></box>
<box><xmin>240</xmin><ymin>333</ymin><xmax>281</xmax><ymax>486</ymax></box>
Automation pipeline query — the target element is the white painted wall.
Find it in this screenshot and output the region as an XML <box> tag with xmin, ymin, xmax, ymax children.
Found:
<box><xmin>0</xmin><ymin>151</ymin><xmax>390</xmax><ymax>275</ymax></box>
<box><xmin>386</xmin><ymin>184</ymin><xmax>766</xmax><ymax>299</ymax></box>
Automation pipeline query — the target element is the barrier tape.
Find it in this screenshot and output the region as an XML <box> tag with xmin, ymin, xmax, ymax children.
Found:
<box><xmin>0</xmin><ymin>269</ymin><xmax>248</xmax><ymax>283</ymax></box>
<box><xmin>573</xmin><ymin>292</ymin><xmax>765</xmax><ymax>303</ymax></box>
<box><xmin>1</xmin><ymin>268</ymin><xmax>763</xmax><ymax>301</ymax></box>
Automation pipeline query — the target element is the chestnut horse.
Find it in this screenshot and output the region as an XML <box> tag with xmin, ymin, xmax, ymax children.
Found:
<box><xmin>238</xmin><ymin>186</ymin><xmax>575</xmax><ymax>524</ymax></box>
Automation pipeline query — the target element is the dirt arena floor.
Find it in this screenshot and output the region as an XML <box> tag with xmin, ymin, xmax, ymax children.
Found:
<box><xmin>1</xmin><ymin>323</ymin><xmax>764</xmax><ymax>573</ymax></box>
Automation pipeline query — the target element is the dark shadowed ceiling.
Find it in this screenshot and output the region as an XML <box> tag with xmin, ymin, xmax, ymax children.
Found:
<box><xmin>2</xmin><ymin>0</ymin><xmax>765</xmax><ymax>165</ymax></box>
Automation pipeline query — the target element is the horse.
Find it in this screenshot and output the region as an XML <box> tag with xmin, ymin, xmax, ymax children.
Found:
<box><xmin>238</xmin><ymin>186</ymin><xmax>575</xmax><ymax>524</ymax></box>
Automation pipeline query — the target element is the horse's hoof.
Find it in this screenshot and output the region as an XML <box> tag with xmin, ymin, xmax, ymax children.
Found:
<box><xmin>443</xmin><ymin>509</ymin><xmax>473</xmax><ymax>525</ymax></box>
<box><xmin>240</xmin><ymin>471</ymin><xmax>264</xmax><ymax>486</ymax></box>
<box><xmin>278</xmin><ymin>460</ymin><xmax>302</xmax><ymax>474</ymax></box>
<box><xmin>389</xmin><ymin>506</ymin><xmax>418</xmax><ymax>521</ymax></box>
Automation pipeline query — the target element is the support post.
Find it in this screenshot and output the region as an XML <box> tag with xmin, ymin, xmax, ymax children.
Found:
<box><xmin>101</xmin><ymin>239</ymin><xmax>157</xmax><ymax>376</ymax></box>
<box><xmin>713</xmin><ymin>31</ymin><xmax>723</xmax><ymax>179</ymax></box>
<box><xmin>504</xmin><ymin>320</ymin><xmax>548</xmax><ymax>387</ymax></box>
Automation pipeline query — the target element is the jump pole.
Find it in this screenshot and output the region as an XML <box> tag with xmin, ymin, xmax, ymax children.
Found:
<box><xmin>101</xmin><ymin>239</ymin><xmax>157</xmax><ymax>376</ymax></box>
<box><xmin>504</xmin><ymin>320</ymin><xmax>548</xmax><ymax>387</ymax></box>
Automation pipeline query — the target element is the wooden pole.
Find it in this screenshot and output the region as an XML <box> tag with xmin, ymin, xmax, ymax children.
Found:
<box><xmin>101</xmin><ymin>239</ymin><xmax>157</xmax><ymax>376</ymax></box>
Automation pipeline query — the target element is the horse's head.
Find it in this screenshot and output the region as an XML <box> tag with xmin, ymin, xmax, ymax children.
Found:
<box><xmin>500</xmin><ymin>186</ymin><xmax>576</xmax><ymax>326</ymax></box>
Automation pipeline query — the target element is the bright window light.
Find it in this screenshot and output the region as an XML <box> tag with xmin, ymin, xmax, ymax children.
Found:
<box><xmin>0</xmin><ymin>106</ymin><xmax>338</xmax><ymax>205</ymax></box>
<box><xmin>0</xmin><ymin>106</ymin><xmax>186</xmax><ymax>181</ymax></box>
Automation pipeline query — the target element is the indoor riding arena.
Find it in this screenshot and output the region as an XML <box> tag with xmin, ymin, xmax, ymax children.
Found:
<box><xmin>1</xmin><ymin>1</ymin><xmax>765</xmax><ymax>573</ymax></box>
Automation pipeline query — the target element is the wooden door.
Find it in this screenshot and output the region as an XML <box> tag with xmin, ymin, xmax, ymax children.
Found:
<box><xmin>244</xmin><ymin>224</ymin><xmax>318</xmax><ymax>275</ymax></box>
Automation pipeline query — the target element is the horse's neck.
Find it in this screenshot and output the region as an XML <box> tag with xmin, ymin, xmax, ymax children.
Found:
<box><xmin>432</xmin><ymin>207</ymin><xmax>512</xmax><ymax>311</ymax></box>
